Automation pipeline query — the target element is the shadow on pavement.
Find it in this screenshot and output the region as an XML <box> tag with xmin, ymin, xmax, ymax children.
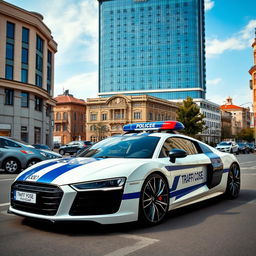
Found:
<box><xmin>20</xmin><ymin>188</ymin><xmax>256</xmax><ymax>236</ymax></box>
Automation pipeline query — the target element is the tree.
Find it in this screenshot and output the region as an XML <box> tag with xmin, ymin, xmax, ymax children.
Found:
<box><xmin>177</xmin><ymin>97</ymin><xmax>206</xmax><ymax>137</ymax></box>
<box><xmin>236</xmin><ymin>128</ymin><xmax>254</xmax><ymax>142</ymax></box>
<box><xmin>93</xmin><ymin>123</ymin><xmax>109</xmax><ymax>141</ymax></box>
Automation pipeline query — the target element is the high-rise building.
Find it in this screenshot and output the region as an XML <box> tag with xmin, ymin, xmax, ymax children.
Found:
<box><xmin>97</xmin><ymin>0</ymin><xmax>206</xmax><ymax>101</ymax></box>
<box><xmin>0</xmin><ymin>1</ymin><xmax>57</xmax><ymax>147</ymax></box>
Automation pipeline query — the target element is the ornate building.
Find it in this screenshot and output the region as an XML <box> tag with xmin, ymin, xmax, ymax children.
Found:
<box><xmin>86</xmin><ymin>95</ymin><xmax>178</xmax><ymax>142</ymax></box>
<box><xmin>220</xmin><ymin>97</ymin><xmax>250</xmax><ymax>137</ymax></box>
<box><xmin>53</xmin><ymin>90</ymin><xmax>86</xmax><ymax>145</ymax></box>
<box><xmin>0</xmin><ymin>1</ymin><xmax>57</xmax><ymax>146</ymax></box>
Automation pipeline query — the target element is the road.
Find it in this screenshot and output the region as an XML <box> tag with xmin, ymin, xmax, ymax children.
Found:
<box><xmin>0</xmin><ymin>154</ymin><xmax>256</xmax><ymax>256</ymax></box>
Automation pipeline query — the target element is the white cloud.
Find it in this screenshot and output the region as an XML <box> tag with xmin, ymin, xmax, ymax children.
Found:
<box><xmin>207</xmin><ymin>78</ymin><xmax>222</xmax><ymax>85</ymax></box>
<box><xmin>204</xmin><ymin>0</ymin><xmax>214</xmax><ymax>11</ymax></box>
<box><xmin>206</xmin><ymin>19</ymin><xmax>256</xmax><ymax>58</ymax></box>
<box><xmin>55</xmin><ymin>72</ymin><xmax>98</xmax><ymax>100</ymax></box>
<box><xmin>42</xmin><ymin>0</ymin><xmax>98</xmax><ymax>66</ymax></box>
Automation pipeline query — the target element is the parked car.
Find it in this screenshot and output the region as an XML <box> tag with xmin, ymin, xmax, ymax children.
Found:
<box><xmin>247</xmin><ymin>143</ymin><xmax>255</xmax><ymax>153</ymax></box>
<box><xmin>237</xmin><ymin>143</ymin><xmax>250</xmax><ymax>154</ymax></box>
<box><xmin>53</xmin><ymin>141</ymin><xmax>61</xmax><ymax>149</ymax></box>
<box><xmin>215</xmin><ymin>141</ymin><xmax>239</xmax><ymax>154</ymax></box>
<box><xmin>0</xmin><ymin>137</ymin><xmax>62</xmax><ymax>174</ymax></box>
<box><xmin>32</xmin><ymin>144</ymin><xmax>51</xmax><ymax>151</ymax></box>
<box><xmin>59</xmin><ymin>141</ymin><xmax>93</xmax><ymax>155</ymax></box>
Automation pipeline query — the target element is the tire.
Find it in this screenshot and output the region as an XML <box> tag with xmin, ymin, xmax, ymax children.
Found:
<box><xmin>3</xmin><ymin>158</ymin><xmax>21</xmax><ymax>174</ymax></box>
<box><xmin>27</xmin><ymin>159</ymin><xmax>40</xmax><ymax>168</ymax></box>
<box><xmin>139</xmin><ymin>173</ymin><xmax>169</xmax><ymax>225</ymax></box>
<box><xmin>225</xmin><ymin>163</ymin><xmax>240</xmax><ymax>199</ymax></box>
<box><xmin>59</xmin><ymin>149</ymin><xmax>65</xmax><ymax>155</ymax></box>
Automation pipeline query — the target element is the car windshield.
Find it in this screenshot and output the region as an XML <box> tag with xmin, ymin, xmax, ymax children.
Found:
<box><xmin>34</xmin><ymin>144</ymin><xmax>50</xmax><ymax>150</ymax></box>
<box><xmin>238</xmin><ymin>143</ymin><xmax>245</xmax><ymax>146</ymax></box>
<box><xmin>76</xmin><ymin>135</ymin><xmax>160</xmax><ymax>159</ymax></box>
<box><xmin>218</xmin><ymin>142</ymin><xmax>232</xmax><ymax>146</ymax></box>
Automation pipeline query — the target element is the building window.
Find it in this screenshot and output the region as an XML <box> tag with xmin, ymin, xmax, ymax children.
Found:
<box><xmin>34</xmin><ymin>127</ymin><xmax>41</xmax><ymax>144</ymax></box>
<box><xmin>55</xmin><ymin>124</ymin><xmax>61</xmax><ymax>131</ymax></box>
<box><xmin>63</xmin><ymin>112</ymin><xmax>68</xmax><ymax>120</ymax></box>
<box><xmin>36</xmin><ymin>35</ymin><xmax>44</xmax><ymax>53</ymax></box>
<box><xmin>74</xmin><ymin>112</ymin><xmax>76</xmax><ymax>120</ymax></box>
<box><xmin>134</xmin><ymin>112</ymin><xmax>141</xmax><ymax>120</ymax></box>
<box><xmin>35</xmin><ymin>96</ymin><xmax>42</xmax><ymax>111</ymax></box>
<box><xmin>21</xmin><ymin>48</ymin><xmax>28</xmax><ymax>64</ymax></box>
<box><xmin>5</xmin><ymin>65</ymin><xmax>13</xmax><ymax>80</ymax></box>
<box><xmin>102</xmin><ymin>113</ymin><xmax>107</xmax><ymax>120</ymax></box>
<box><xmin>35</xmin><ymin>74</ymin><xmax>42</xmax><ymax>87</ymax></box>
<box><xmin>22</xmin><ymin>27</ymin><xmax>29</xmax><ymax>43</ymax></box>
<box><xmin>6</xmin><ymin>22</ymin><xmax>15</xmax><ymax>39</ymax></box>
<box><xmin>6</xmin><ymin>43</ymin><xmax>14</xmax><ymax>60</ymax></box>
<box><xmin>56</xmin><ymin>112</ymin><xmax>61</xmax><ymax>120</ymax></box>
<box><xmin>21</xmin><ymin>92</ymin><xmax>29</xmax><ymax>107</ymax></box>
<box><xmin>21</xmin><ymin>69</ymin><xmax>28</xmax><ymax>83</ymax></box>
<box><xmin>47</xmin><ymin>50</ymin><xmax>52</xmax><ymax>93</ymax></box>
<box><xmin>63</xmin><ymin>124</ymin><xmax>68</xmax><ymax>131</ymax></box>
<box><xmin>149</xmin><ymin>112</ymin><xmax>153</xmax><ymax>120</ymax></box>
<box><xmin>5</xmin><ymin>88</ymin><xmax>14</xmax><ymax>105</ymax></box>
<box><xmin>90</xmin><ymin>113</ymin><xmax>97</xmax><ymax>121</ymax></box>
<box><xmin>46</xmin><ymin>104</ymin><xmax>51</xmax><ymax>117</ymax></box>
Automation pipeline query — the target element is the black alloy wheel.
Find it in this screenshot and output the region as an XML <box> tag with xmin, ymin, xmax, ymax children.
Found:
<box><xmin>139</xmin><ymin>173</ymin><xmax>169</xmax><ymax>225</ymax></box>
<box><xmin>225</xmin><ymin>163</ymin><xmax>240</xmax><ymax>199</ymax></box>
<box><xmin>3</xmin><ymin>158</ymin><xmax>20</xmax><ymax>174</ymax></box>
<box><xmin>27</xmin><ymin>159</ymin><xmax>40</xmax><ymax>168</ymax></box>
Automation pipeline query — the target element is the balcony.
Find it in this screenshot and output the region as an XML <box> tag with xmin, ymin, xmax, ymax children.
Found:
<box><xmin>54</xmin><ymin>119</ymin><xmax>68</xmax><ymax>124</ymax></box>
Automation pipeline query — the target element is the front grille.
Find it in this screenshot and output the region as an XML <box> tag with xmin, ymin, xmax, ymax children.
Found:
<box><xmin>69</xmin><ymin>189</ymin><xmax>123</xmax><ymax>216</ymax></box>
<box><xmin>11</xmin><ymin>181</ymin><xmax>63</xmax><ymax>216</ymax></box>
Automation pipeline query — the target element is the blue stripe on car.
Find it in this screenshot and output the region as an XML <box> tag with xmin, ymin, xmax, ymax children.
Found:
<box><xmin>122</xmin><ymin>192</ymin><xmax>140</xmax><ymax>200</ymax></box>
<box><xmin>36</xmin><ymin>158</ymin><xmax>101</xmax><ymax>183</ymax></box>
<box><xmin>17</xmin><ymin>160</ymin><xmax>60</xmax><ymax>181</ymax></box>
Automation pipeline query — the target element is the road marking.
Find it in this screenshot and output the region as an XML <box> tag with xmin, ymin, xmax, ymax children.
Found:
<box><xmin>0</xmin><ymin>203</ymin><xmax>10</xmax><ymax>207</ymax></box>
<box><xmin>247</xmin><ymin>199</ymin><xmax>256</xmax><ymax>205</ymax></box>
<box><xmin>0</xmin><ymin>178</ymin><xmax>14</xmax><ymax>182</ymax></box>
<box><xmin>103</xmin><ymin>235</ymin><xmax>159</xmax><ymax>256</ymax></box>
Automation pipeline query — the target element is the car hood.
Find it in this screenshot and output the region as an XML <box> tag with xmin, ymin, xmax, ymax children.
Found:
<box><xmin>15</xmin><ymin>157</ymin><xmax>150</xmax><ymax>185</ymax></box>
<box><xmin>39</xmin><ymin>149</ymin><xmax>62</xmax><ymax>157</ymax></box>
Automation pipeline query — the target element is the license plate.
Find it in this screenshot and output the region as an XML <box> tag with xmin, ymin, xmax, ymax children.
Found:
<box><xmin>14</xmin><ymin>190</ymin><xmax>36</xmax><ymax>204</ymax></box>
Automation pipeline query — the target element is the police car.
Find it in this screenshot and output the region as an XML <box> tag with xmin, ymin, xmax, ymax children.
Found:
<box><xmin>9</xmin><ymin>121</ymin><xmax>240</xmax><ymax>225</ymax></box>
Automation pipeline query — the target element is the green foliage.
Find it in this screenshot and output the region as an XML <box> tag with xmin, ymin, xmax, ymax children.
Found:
<box><xmin>236</xmin><ymin>128</ymin><xmax>254</xmax><ymax>142</ymax></box>
<box><xmin>177</xmin><ymin>97</ymin><xmax>206</xmax><ymax>136</ymax></box>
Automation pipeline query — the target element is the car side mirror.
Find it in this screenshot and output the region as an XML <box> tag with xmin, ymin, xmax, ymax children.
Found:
<box><xmin>169</xmin><ymin>148</ymin><xmax>187</xmax><ymax>163</ymax></box>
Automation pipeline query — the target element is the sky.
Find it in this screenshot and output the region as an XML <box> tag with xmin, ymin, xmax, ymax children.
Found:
<box><xmin>5</xmin><ymin>0</ymin><xmax>256</xmax><ymax>109</ymax></box>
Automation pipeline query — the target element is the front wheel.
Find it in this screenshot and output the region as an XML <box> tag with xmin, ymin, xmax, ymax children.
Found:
<box><xmin>225</xmin><ymin>163</ymin><xmax>240</xmax><ymax>199</ymax></box>
<box><xmin>3</xmin><ymin>158</ymin><xmax>21</xmax><ymax>173</ymax></box>
<box><xmin>59</xmin><ymin>149</ymin><xmax>65</xmax><ymax>155</ymax></box>
<box><xmin>139</xmin><ymin>173</ymin><xmax>169</xmax><ymax>225</ymax></box>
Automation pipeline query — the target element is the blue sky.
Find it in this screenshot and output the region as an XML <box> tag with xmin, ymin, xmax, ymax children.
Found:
<box><xmin>6</xmin><ymin>0</ymin><xmax>256</xmax><ymax>108</ymax></box>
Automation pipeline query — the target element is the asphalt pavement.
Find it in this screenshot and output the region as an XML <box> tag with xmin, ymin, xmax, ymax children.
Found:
<box><xmin>0</xmin><ymin>154</ymin><xmax>255</xmax><ymax>256</ymax></box>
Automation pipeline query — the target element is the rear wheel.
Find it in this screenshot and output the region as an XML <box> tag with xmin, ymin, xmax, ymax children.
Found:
<box><xmin>139</xmin><ymin>173</ymin><xmax>169</xmax><ymax>225</ymax></box>
<box><xmin>3</xmin><ymin>158</ymin><xmax>21</xmax><ymax>173</ymax></box>
<box><xmin>225</xmin><ymin>163</ymin><xmax>240</xmax><ymax>199</ymax></box>
<box><xmin>59</xmin><ymin>149</ymin><xmax>65</xmax><ymax>155</ymax></box>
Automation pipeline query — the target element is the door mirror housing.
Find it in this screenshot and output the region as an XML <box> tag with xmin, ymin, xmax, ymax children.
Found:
<box><xmin>169</xmin><ymin>148</ymin><xmax>187</xmax><ymax>163</ymax></box>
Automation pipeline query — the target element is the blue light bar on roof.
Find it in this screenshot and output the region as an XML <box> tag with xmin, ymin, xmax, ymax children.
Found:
<box><xmin>123</xmin><ymin>121</ymin><xmax>184</xmax><ymax>132</ymax></box>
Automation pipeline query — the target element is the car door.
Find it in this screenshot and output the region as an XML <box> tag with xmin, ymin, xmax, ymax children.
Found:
<box><xmin>159</xmin><ymin>136</ymin><xmax>217</xmax><ymax>205</ymax></box>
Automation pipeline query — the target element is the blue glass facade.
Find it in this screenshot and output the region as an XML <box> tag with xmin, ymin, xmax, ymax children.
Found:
<box><xmin>98</xmin><ymin>0</ymin><xmax>206</xmax><ymax>100</ymax></box>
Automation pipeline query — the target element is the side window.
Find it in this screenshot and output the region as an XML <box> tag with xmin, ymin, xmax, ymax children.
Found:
<box><xmin>198</xmin><ymin>142</ymin><xmax>213</xmax><ymax>153</ymax></box>
<box><xmin>4</xmin><ymin>139</ymin><xmax>20</xmax><ymax>148</ymax></box>
<box><xmin>159</xmin><ymin>137</ymin><xmax>198</xmax><ymax>158</ymax></box>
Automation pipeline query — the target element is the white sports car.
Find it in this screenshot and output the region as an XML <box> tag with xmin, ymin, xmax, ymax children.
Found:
<box><xmin>9</xmin><ymin>121</ymin><xmax>240</xmax><ymax>225</ymax></box>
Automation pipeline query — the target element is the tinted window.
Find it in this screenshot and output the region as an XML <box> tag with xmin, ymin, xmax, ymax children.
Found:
<box><xmin>160</xmin><ymin>137</ymin><xmax>198</xmax><ymax>158</ymax></box>
<box><xmin>79</xmin><ymin>135</ymin><xmax>160</xmax><ymax>159</ymax></box>
<box><xmin>198</xmin><ymin>142</ymin><xmax>213</xmax><ymax>153</ymax></box>
<box><xmin>2</xmin><ymin>139</ymin><xmax>20</xmax><ymax>148</ymax></box>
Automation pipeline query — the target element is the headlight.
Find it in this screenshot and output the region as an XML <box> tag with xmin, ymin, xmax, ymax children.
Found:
<box><xmin>71</xmin><ymin>178</ymin><xmax>126</xmax><ymax>191</ymax></box>
<box><xmin>40</xmin><ymin>152</ymin><xmax>58</xmax><ymax>159</ymax></box>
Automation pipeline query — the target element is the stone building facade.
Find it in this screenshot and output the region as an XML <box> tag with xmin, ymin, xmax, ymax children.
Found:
<box><xmin>0</xmin><ymin>1</ymin><xmax>57</xmax><ymax>146</ymax></box>
<box><xmin>86</xmin><ymin>95</ymin><xmax>178</xmax><ymax>142</ymax></box>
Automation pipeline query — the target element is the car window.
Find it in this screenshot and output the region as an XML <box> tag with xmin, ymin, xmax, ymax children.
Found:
<box><xmin>79</xmin><ymin>135</ymin><xmax>160</xmax><ymax>159</ymax></box>
<box><xmin>159</xmin><ymin>137</ymin><xmax>198</xmax><ymax>158</ymax></box>
<box><xmin>2</xmin><ymin>138</ymin><xmax>20</xmax><ymax>148</ymax></box>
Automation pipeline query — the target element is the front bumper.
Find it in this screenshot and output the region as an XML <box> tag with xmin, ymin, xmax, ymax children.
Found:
<box><xmin>9</xmin><ymin>181</ymin><xmax>141</xmax><ymax>224</ymax></box>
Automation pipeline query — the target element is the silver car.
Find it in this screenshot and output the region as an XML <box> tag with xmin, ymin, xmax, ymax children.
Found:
<box><xmin>0</xmin><ymin>137</ymin><xmax>62</xmax><ymax>174</ymax></box>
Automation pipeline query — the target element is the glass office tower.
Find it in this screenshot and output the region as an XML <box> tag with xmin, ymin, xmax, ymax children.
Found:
<box><xmin>98</xmin><ymin>0</ymin><xmax>206</xmax><ymax>101</ymax></box>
